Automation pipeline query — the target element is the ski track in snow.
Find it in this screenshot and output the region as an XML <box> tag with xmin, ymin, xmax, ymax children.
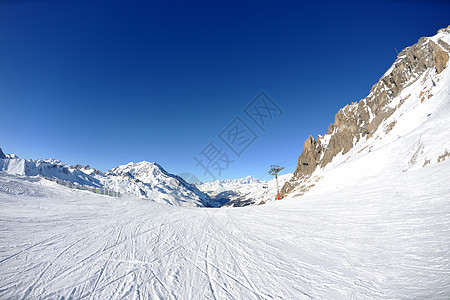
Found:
<box><xmin>0</xmin><ymin>159</ymin><xmax>449</xmax><ymax>299</ymax></box>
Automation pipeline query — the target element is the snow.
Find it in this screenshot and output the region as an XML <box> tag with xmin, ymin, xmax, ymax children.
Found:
<box><xmin>0</xmin><ymin>158</ymin><xmax>213</xmax><ymax>207</ymax></box>
<box><xmin>0</xmin><ymin>157</ymin><xmax>449</xmax><ymax>298</ymax></box>
<box><xmin>294</xmin><ymin>62</ymin><xmax>449</xmax><ymax>201</ymax></box>
<box><xmin>198</xmin><ymin>173</ymin><xmax>293</xmax><ymax>205</ymax></box>
<box><xmin>429</xmin><ymin>26</ymin><xmax>450</xmax><ymax>44</ymax></box>
<box><xmin>103</xmin><ymin>161</ymin><xmax>215</xmax><ymax>207</ymax></box>
<box><xmin>198</xmin><ymin>176</ymin><xmax>263</xmax><ymax>192</ymax></box>
<box><xmin>382</xmin><ymin>64</ymin><xmax>395</xmax><ymax>78</ymax></box>
<box><xmin>318</xmin><ymin>134</ymin><xmax>331</xmax><ymax>149</ymax></box>
<box><xmin>0</xmin><ymin>158</ymin><xmax>26</xmax><ymax>175</ymax></box>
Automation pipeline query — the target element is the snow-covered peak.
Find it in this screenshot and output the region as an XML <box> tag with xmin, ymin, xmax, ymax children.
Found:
<box><xmin>238</xmin><ymin>175</ymin><xmax>261</xmax><ymax>184</ymax></box>
<box><xmin>37</xmin><ymin>158</ymin><xmax>66</xmax><ymax>166</ymax></box>
<box><xmin>0</xmin><ymin>148</ymin><xmax>18</xmax><ymax>159</ymax></box>
<box><xmin>106</xmin><ymin>161</ymin><xmax>181</xmax><ymax>187</ymax></box>
<box><xmin>0</xmin><ymin>154</ymin><xmax>217</xmax><ymax>207</ymax></box>
<box><xmin>108</xmin><ymin>161</ymin><xmax>160</xmax><ymax>179</ymax></box>
<box><xmin>203</xmin><ymin>175</ymin><xmax>262</xmax><ymax>187</ymax></box>
<box><xmin>103</xmin><ymin>161</ymin><xmax>218</xmax><ymax>207</ymax></box>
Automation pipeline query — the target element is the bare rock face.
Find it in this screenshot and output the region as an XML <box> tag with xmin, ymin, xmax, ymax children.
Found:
<box><xmin>281</xmin><ymin>27</ymin><xmax>449</xmax><ymax>198</ymax></box>
<box><xmin>0</xmin><ymin>148</ymin><xmax>6</xmax><ymax>159</ymax></box>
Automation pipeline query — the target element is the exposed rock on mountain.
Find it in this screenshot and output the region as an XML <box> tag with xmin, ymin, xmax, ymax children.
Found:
<box><xmin>282</xmin><ymin>26</ymin><xmax>450</xmax><ymax>197</ymax></box>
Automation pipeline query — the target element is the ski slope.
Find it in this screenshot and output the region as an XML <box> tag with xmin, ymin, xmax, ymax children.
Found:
<box><xmin>1</xmin><ymin>157</ymin><xmax>449</xmax><ymax>299</ymax></box>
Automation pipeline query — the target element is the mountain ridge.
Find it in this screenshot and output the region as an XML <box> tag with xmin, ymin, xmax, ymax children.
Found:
<box><xmin>281</xmin><ymin>25</ymin><xmax>450</xmax><ymax>197</ymax></box>
<box><xmin>0</xmin><ymin>152</ymin><xmax>216</xmax><ymax>207</ymax></box>
<box><xmin>198</xmin><ymin>173</ymin><xmax>293</xmax><ymax>206</ymax></box>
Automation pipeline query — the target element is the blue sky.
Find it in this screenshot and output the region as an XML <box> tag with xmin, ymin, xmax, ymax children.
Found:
<box><xmin>0</xmin><ymin>0</ymin><xmax>449</xmax><ymax>182</ymax></box>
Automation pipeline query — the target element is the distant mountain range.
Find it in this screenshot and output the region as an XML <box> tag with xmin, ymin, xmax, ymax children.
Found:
<box><xmin>0</xmin><ymin>154</ymin><xmax>217</xmax><ymax>207</ymax></box>
<box><xmin>0</xmin><ymin>149</ymin><xmax>292</xmax><ymax>207</ymax></box>
<box><xmin>197</xmin><ymin>174</ymin><xmax>292</xmax><ymax>207</ymax></box>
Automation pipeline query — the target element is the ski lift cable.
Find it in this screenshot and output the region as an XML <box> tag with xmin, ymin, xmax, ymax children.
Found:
<box><xmin>279</xmin><ymin>152</ymin><xmax>302</xmax><ymax>164</ymax></box>
<box><xmin>284</xmin><ymin>161</ymin><xmax>298</xmax><ymax>168</ymax></box>
<box><xmin>258</xmin><ymin>171</ymin><xmax>270</xmax><ymax>181</ymax></box>
<box><xmin>276</xmin><ymin>151</ymin><xmax>303</xmax><ymax>166</ymax></box>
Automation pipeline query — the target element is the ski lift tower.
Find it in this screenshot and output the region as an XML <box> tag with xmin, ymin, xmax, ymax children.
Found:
<box><xmin>269</xmin><ymin>165</ymin><xmax>285</xmax><ymax>200</ymax></box>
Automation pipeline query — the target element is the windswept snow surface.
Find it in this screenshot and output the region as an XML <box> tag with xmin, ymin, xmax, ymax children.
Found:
<box><xmin>1</xmin><ymin>157</ymin><xmax>449</xmax><ymax>299</ymax></box>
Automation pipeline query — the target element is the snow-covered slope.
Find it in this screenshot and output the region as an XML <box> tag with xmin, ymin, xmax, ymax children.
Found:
<box><xmin>0</xmin><ymin>157</ymin><xmax>103</xmax><ymax>186</ymax></box>
<box><xmin>0</xmin><ymin>154</ymin><xmax>215</xmax><ymax>207</ymax></box>
<box><xmin>102</xmin><ymin>161</ymin><xmax>216</xmax><ymax>207</ymax></box>
<box><xmin>283</xmin><ymin>25</ymin><xmax>450</xmax><ymax>197</ymax></box>
<box><xmin>285</xmin><ymin>40</ymin><xmax>450</xmax><ymax>198</ymax></box>
<box><xmin>198</xmin><ymin>173</ymin><xmax>292</xmax><ymax>206</ymax></box>
<box><xmin>0</xmin><ymin>158</ymin><xmax>449</xmax><ymax>298</ymax></box>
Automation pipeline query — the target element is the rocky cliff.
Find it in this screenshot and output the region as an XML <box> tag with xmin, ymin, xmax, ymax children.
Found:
<box><xmin>281</xmin><ymin>26</ymin><xmax>450</xmax><ymax>197</ymax></box>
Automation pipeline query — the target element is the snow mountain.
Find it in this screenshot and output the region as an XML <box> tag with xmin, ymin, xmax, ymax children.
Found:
<box><xmin>282</xmin><ymin>25</ymin><xmax>450</xmax><ymax>198</ymax></box>
<box><xmin>0</xmin><ymin>148</ymin><xmax>17</xmax><ymax>159</ymax></box>
<box><xmin>0</xmin><ymin>152</ymin><xmax>216</xmax><ymax>207</ymax></box>
<box><xmin>102</xmin><ymin>161</ymin><xmax>217</xmax><ymax>207</ymax></box>
<box><xmin>0</xmin><ymin>155</ymin><xmax>103</xmax><ymax>187</ymax></box>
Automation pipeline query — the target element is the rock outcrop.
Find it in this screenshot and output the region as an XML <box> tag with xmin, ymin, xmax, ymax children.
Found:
<box><xmin>281</xmin><ymin>26</ymin><xmax>450</xmax><ymax>197</ymax></box>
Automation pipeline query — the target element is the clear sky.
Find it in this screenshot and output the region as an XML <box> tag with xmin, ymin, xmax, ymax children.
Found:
<box><xmin>0</xmin><ymin>0</ymin><xmax>449</xmax><ymax>182</ymax></box>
